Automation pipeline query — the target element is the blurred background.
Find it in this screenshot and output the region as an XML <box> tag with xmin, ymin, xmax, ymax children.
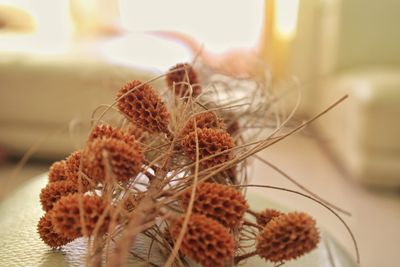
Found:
<box><xmin>0</xmin><ymin>1</ymin><xmax>399</xmax><ymax>267</ymax></box>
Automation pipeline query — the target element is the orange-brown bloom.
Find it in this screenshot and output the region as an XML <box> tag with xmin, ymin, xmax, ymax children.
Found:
<box><xmin>181</xmin><ymin>182</ymin><xmax>248</xmax><ymax>228</ymax></box>
<box><xmin>40</xmin><ymin>180</ymin><xmax>78</xmax><ymax>212</ymax></box>
<box><xmin>182</xmin><ymin>128</ymin><xmax>235</xmax><ymax>168</ymax></box>
<box><xmin>85</xmin><ymin>137</ymin><xmax>143</xmax><ymax>183</ymax></box>
<box><xmin>256</xmin><ymin>209</ymin><xmax>284</xmax><ymax>226</ymax></box>
<box><xmin>166</xmin><ymin>63</ymin><xmax>201</xmax><ymax>97</ymax></box>
<box><xmin>64</xmin><ymin>150</ymin><xmax>91</xmax><ymax>190</ymax></box>
<box><xmin>180</xmin><ymin>111</ymin><xmax>225</xmax><ymax>138</ymax></box>
<box><xmin>126</xmin><ymin>123</ymin><xmax>145</xmax><ymax>140</ymax></box>
<box><xmin>226</xmin><ymin>119</ymin><xmax>240</xmax><ymax>137</ymax></box>
<box><xmin>37</xmin><ymin>212</ymin><xmax>74</xmax><ymax>248</ymax></box>
<box><xmin>116</xmin><ymin>80</ymin><xmax>170</xmax><ymax>134</ymax></box>
<box><xmin>122</xmin><ymin>192</ymin><xmax>144</xmax><ymax>212</ymax></box>
<box><xmin>89</xmin><ymin>124</ymin><xmax>136</xmax><ymax>145</ymax></box>
<box><xmin>48</xmin><ymin>160</ymin><xmax>68</xmax><ymax>183</ymax></box>
<box><xmin>51</xmin><ymin>194</ymin><xmax>111</xmax><ymax>240</ymax></box>
<box><xmin>169</xmin><ymin>214</ymin><xmax>235</xmax><ymax>267</ymax></box>
<box><xmin>256</xmin><ymin>212</ymin><xmax>320</xmax><ymax>263</ymax></box>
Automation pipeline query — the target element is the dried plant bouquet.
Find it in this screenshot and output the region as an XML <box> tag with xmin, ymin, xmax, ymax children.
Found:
<box><xmin>37</xmin><ymin>63</ymin><xmax>358</xmax><ymax>267</ymax></box>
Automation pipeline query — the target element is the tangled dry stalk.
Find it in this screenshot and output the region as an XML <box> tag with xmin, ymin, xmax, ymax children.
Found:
<box><xmin>36</xmin><ymin>62</ymin><xmax>359</xmax><ymax>267</ymax></box>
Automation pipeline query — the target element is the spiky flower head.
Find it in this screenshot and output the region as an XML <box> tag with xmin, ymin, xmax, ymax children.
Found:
<box><xmin>180</xmin><ymin>111</ymin><xmax>225</xmax><ymax>138</ymax></box>
<box><xmin>181</xmin><ymin>182</ymin><xmax>248</xmax><ymax>228</ymax></box>
<box><xmin>51</xmin><ymin>194</ymin><xmax>111</xmax><ymax>240</ymax></box>
<box><xmin>84</xmin><ymin>137</ymin><xmax>143</xmax><ymax>183</ymax></box>
<box><xmin>256</xmin><ymin>208</ymin><xmax>284</xmax><ymax>226</ymax></box>
<box><xmin>89</xmin><ymin>124</ymin><xmax>136</xmax><ymax>146</ymax></box>
<box><xmin>166</xmin><ymin>63</ymin><xmax>201</xmax><ymax>97</ymax></box>
<box><xmin>64</xmin><ymin>150</ymin><xmax>91</xmax><ymax>190</ymax></box>
<box><xmin>116</xmin><ymin>80</ymin><xmax>170</xmax><ymax>134</ymax></box>
<box><xmin>40</xmin><ymin>180</ymin><xmax>78</xmax><ymax>212</ymax></box>
<box><xmin>256</xmin><ymin>212</ymin><xmax>320</xmax><ymax>263</ymax></box>
<box><xmin>169</xmin><ymin>214</ymin><xmax>235</xmax><ymax>267</ymax></box>
<box><xmin>48</xmin><ymin>160</ymin><xmax>68</xmax><ymax>183</ymax></box>
<box><xmin>37</xmin><ymin>212</ymin><xmax>73</xmax><ymax>248</ymax></box>
<box><xmin>182</xmin><ymin>128</ymin><xmax>234</xmax><ymax>168</ymax></box>
<box><xmin>126</xmin><ymin>123</ymin><xmax>145</xmax><ymax>140</ymax></box>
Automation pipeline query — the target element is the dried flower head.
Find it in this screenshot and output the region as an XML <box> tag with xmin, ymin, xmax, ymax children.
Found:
<box><xmin>89</xmin><ymin>124</ymin><xmax>136</xmax><ymax>145</ymax></box>
<box><xmin>51</xmin><ymin>194</ymin><xmax>111</xmax><ymax>239</ymax></box>
<box><xmin>166</xmin><ymin>63</ymin><xmax>201</xmax><ymax>97</ymax></box>
<box><xmin>48</xmin><ymin>160</ymin><xmax>68</xmax><ymax>183</ymax></box>
<box><xmin>169</xmin><ymin>214</ymin><xmax>235</xmax><ymax>267</ymax></box>
<box><xmin>226</xmin><ymin>120</ymin><xmax>240</xmax><ymax>137</ymax></box>
<box><xmin>180</xmin><ymin>111</ymin><xmax>225</xmax><ymax>137</ymax></box>
<box><xmin>127</xmin><ymin>123</ymin><xmax>145</xmax><ymax>140</ymax></box>
<box><xmin>182</xmin><ymin>128</ymin><xmax>235</xmax><ymax>168</ymax></box>
<box><xmin>256</xmin><ymin>212</ymin><xmax>320</xmax><ymax>263</ymax></box>
<box><xmin>40</xmin><ymin>180</ymin><xmax>78</xmax><ymax>212</ymax></box>
<box><xmin>85</xmin><ymin>137</ymin><xmax>143</xmax><ymax>183</ymax></box>
<box><xmin>116</xmin><ymin>80</ymin><xmax>170</xmax><ymax>134</ymax></box>
<box><xmin>64</xmin><ymin>150</ymin><xmax>91</xmax><ymax>190</ymax></box>
<box><xmin>256</xmin><ymin>209</ymin><xmax>284</xmax><ymax>226</ymax></box>
<box><xmin>37</xmin><ymin>212</ymin><xmax>73</xmax><ymax>248</ymax></box>
<box><xmin>122</xmin><ymin>192</ymin><xmax>144</xmax><ymax>212</ymax></box>
<box><xmin>181</xmin><ymin>182</ymin><xmax>248</xmax><ymax>228</ymax></box>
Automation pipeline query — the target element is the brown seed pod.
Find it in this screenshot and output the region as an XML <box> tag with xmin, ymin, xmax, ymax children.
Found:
<box><xmin>116</xmin><ymin>80</ymin><xmax>170</xmax><ymax>134</ymax></box>
<box><xmin>122</xmin><ymin>192</ymin><xmax>144</xmax><ymax>212</ymax></box>
<box><xmin>181</xmin><ymin>182</ymin><xmax>248</xmax><ymax>228</ymax></box>
<box><xmin>37</xmin><ymin>212</ymin><xmax>74</xmax><ymax>248</ymax></box>
<box><xmin>126</xmin><ymin>123</ymin><xmax>145</xmax><ymax>140</ymax></box>
<box><xmin>89</xmin><ymin>124</ymin><xmax>136</xmax><ymax>145</ymax></box>
<box><xmin>48</xmin><ymin>160</ymin><xmax>68</xmax><ymax>183</ymax></box>
<box><xmin>51</xmin><ymin>194</ymin><xmax>111</xmax><ymax>240</ymax></box>
<box><xmin>64</xmin><ymin>151</ymin><xmax>92</xmax><ymax>190</ymax></box>
<box><xmin>256</xmin><ymin>212</ymin><xmax>320</xmax><ymax>263</ymax></box>
<box><xmin>40</xmin><ymin>180</ymin><xmax>78</xmax><ymax>212</ymax></box>
<box><xmin>256</xmin><ymin>209</ymin><xmax>284</xmax><ymax>226</ymax></box>
<box><xmin>226</xmin><ymin>119</ymin><xmax>240</xmax><ymax>137</ymax></box>
<box><xmin>169</xmin><ymin>214</ymin><xmax>235</xmax><ymax>267</ymax></box>
<box><xmin>85</xmin><ymin>137</ymin><xmax>143</xmax><ymax>183</ymax></box>
<box><xmin>180</xmin><ymin>111</ymin><xmax>225</xmax><ymax>138</ymax></box>
<box><xmin>166</xmin><ymin>63</ymin><xmax>201</xmax><ymax>97</ymax></box>
<box><xmin>182</xmin><ymin>128</ymin><xmax>235</xmax><ymax>168</ymax></box>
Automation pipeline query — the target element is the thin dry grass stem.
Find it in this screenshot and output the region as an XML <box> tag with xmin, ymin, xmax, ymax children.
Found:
<box><xmin>253</xmin><ymin>155</ymin><xmax>351</xmax><ymax>216</ymax></box>
<box><xmin>95</xmin><ymin>70</ymin><xmax>184</xmax><ymax>126</ymax></box>
<box><xmin>106</xmin><ymin>213</ymin><xmax>167</xmax><ymax>267</ymax></box>
<box><xmin>163</xmin><ymin>99</ymin><xmax>200</xmax><ymax>267</ymax></box>
<box><xmin>243</xmin><ymin>220</ymin><xmax>263</xmax><ymax>231</ymax></box>
<box><xmin>128</xmin><ymin>251</ymin><xmax>160</xmax><ymax>267</ymax></box>
<box><xmin>9</xmin><ymin>123</ymin><xmax>69</xmax><ymax>194</ymax></box>
<box><xmin>185</xmin><ymin>95</ymin><xmax>350</xmax><ymax>185</ymax></box>
<box><xmin>107</xmin><ymin>115</ymin><xmax>178</xmax><ymax>267</ymax></box>
<box><xmin>87</xmin><ymin>236</ymin><xmax>105</xmax><ymax>267</ymax></box>
<box><xmin>90</xmin><ymin>104</ymin><xmax>121</xmax><ymax>127</ymax></box>
<box><xmin>234</xmin><ymin>250</ymin><xmax>258</xmax><ymax>265</ymax></box>
<box><xmin>235</xmin><ymin>184</ymin><xmax>360</xmax><ymax>264</ymax></box>
<box><xmin>36</xmin><ymin>56</ymin><xmax>354</xmax><ymax>267</ymax></box>
<box><xmin>88</xmin><ymin>151</ymin><xmax>117</xmax><ymax>267</ymax></box>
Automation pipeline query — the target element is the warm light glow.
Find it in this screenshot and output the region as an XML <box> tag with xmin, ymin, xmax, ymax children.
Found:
<box><xmin>118</xmin><ymin>0</ymin><xmax>264</xmax><ymax>53</ymax></box>
<box><xmin>0</xmin><ymin>0</ymin><xmax>73</xmax><ymax>54</ymax></box>
<box><xmin>275</xmin><ymin>0</ymin><xmax>299</xmax><ymax>39</ymax></box>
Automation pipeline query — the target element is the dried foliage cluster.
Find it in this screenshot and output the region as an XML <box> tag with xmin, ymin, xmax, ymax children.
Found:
<box><xmin>36</xmin><ymin>63</ymin><xmax>337</xmax><ymax>267</ymax></box>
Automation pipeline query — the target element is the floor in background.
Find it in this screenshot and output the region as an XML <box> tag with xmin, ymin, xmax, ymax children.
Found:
<box><xmin>252</xmin><ymin>134</ymin><xmax>400</xmax><ymax>267</ymax></box>
<box><xmin>0</xmin><ymin>134</ymin><xmax>399</xmax><ymax>267</ymax></box>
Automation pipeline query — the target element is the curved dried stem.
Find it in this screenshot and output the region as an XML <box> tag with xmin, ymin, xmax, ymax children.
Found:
<box><xmin>234</xmin><ymin>184</ymin><xmax>360</xmax><ymax>264</ymax></box>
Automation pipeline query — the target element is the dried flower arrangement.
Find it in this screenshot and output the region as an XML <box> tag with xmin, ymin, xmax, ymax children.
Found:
<box><xmin>37</xmin><ymin>63</ymin><xmax>359</xmax><ymax>267</ymax></box>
